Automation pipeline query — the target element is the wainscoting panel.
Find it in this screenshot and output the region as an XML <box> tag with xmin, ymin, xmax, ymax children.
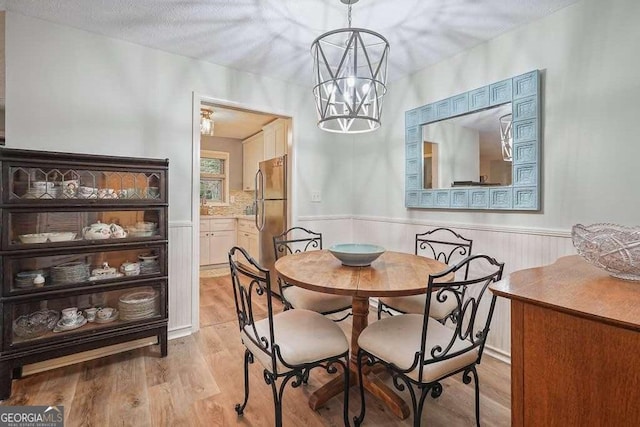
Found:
<box><xmin>352</xmin><ymin>216</ymin><xmax>576</xmax><ymax>358</ymax></box>
<box><xmin>243</xmin><ymin>215</ymin><xmax>576</xmax><ymax>359</ymax></box>
<box><xmin>168</xmin><ymin>221</ymin><xmax>194</xmax><ymax>333</ymax></box>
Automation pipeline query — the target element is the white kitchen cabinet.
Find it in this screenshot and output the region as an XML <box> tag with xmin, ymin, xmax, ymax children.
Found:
<box><xmin>199</xmin><ymin>232</ymin><xmax>211</xmax><ymax>266</ymax></box>
<box><xmin>200</xmin><ymin>218</ymin><xmax>236</xmax><ymax>266</ymax></box>
<box><xmin>242</xmin><ymin>132</ymin><xmax>264</xmax><ymax>191</ymax></box>
<box><xmin>263</xmin><ymin>118</ymin><xmax>289</xmax><ymax>160</ymax></box>
<box><xmin>237</xmin><ymin>219</ymin><xmax>259</xmax><ymax>262</ymax></box>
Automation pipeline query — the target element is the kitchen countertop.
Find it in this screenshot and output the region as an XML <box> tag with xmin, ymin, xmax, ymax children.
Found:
<box><xmin>200</xmin><ymin>215</ymin><xmax>255</xmax><ymax>220</ymax></box>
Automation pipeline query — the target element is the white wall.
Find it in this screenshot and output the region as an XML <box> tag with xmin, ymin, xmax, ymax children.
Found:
<box><xmin>423</xmin><ymin>121</ymin><xmax>479</xmax><ymax>187</ymax></box>
<box><xmin>4</xmin><ymin>12</ymin><xmax>355</xmax><ymax>334</ymax></box>
<box><xmin>351</xmin><ymin>0</ymin><xmax>640</xmax><ymax>356</ymax></box>
<box><xmin>355</xmin><ymin>0</ymin><xmax>640</xmax><ymax>229</ymax></box>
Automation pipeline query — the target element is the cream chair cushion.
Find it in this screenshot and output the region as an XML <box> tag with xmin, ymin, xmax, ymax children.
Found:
<box><xmin>358</xmin><ymin>314</ymin><xmax>477</xmax><ymax>383</ymax></box>
<box><xmin>283</xmin><ymin>286</ymin><xmax>351</xmax><ymax>314</ymax></box>
<box><xmin>379</xmin><ymin>294</ymin><xmax>457</xmax><ymax>321</ymax></box>
<box><xmin>241</xmin><ymin>309</ymin><xmax>349</xmax><ymax>373</ymax></box>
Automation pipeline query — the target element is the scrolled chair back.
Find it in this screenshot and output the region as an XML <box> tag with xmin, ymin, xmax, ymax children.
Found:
<box><xmin>228</xmin><ymin>246</ymin><xmax>279</xmax><ymax>374</ymax></box>
<box><xmin>416</xmin><ymin>228</ymin><xmax>473</xmax><ymax>279</ymax></box>
<box><xmin>417</xmin><ymin>254</ymin><xmax>504</xmax><ymax>382</ymax></box>
<box><xmin>273</xmin><ymin>226</ymin><xmax>323</xmax><ymax>260</ymax></box>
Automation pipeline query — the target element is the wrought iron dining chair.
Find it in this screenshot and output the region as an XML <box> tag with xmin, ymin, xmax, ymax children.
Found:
<box><xmin>355</xmin><ymin>254</ymin><xmax>504</xmax><ymax>427</ymax></box>
<box><xmin>273</xmin><ymin>227</ymin><xmax>352</xmax><ymax>321</ymax></box>
<box><xmin>228</xmin><ymin>246</ymin><xmax>351</xmax><ymax>427</ymax></box>
<box><xmin>378</xmin><ymin>227</ymin><xmax>473</xmax><ymax>323</ymax></box>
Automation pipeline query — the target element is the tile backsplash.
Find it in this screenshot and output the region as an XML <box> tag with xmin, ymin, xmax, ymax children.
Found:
<box><xmin>204</xmin><ymin>190</ymin><xmax>254</xmax><ymax>216</ymax></box>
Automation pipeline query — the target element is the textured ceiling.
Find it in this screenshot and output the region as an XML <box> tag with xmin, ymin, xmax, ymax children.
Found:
<box><xmin>5</xmin><ymin>0</ymin><xmax>579</xmax><ymax>86</ymax></box>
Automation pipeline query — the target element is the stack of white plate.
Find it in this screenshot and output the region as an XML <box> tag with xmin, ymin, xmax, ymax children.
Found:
<box><xmin>51</xmin><ymin>262</ymin><xmax>90</xmax><ymax>285</ymax></box>
<box><xmin>139</xmin><ymin>261</ymin><xmax>160</xmax><ymax>274</ymax></box>
<box><xmin>15</xmin><ymin>270</ymin><xmax>49</xmax><ymax>289</ymax></box>
<box><xmin>118</xmin><ymin>288</ymin><xmax>159</xmax><ymax>321</ymax></box>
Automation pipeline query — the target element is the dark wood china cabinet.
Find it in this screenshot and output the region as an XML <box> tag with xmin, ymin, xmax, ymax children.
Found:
<box><xmin>0</xmin><ymin>148</ymin><xmax>169</xmax><ymax>399</ymax></box>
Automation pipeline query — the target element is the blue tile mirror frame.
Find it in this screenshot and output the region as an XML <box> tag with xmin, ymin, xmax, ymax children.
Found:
<box><xmin>405</xmin><ymin>70</ymin><xmax>540</xmax><ymax>210</ymax></box>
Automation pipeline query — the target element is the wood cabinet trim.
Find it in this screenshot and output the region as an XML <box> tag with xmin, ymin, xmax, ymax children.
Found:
<box><xmin>491</xmin><ymin>255</ymin><xmax>640</xmax><ymax>332</ymax></box>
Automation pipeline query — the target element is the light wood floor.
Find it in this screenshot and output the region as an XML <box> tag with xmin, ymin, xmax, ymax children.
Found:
<box><xmin>1</xmin><ymin>275</ymin><xmax>511</xmax><ymax>426</ymax></box>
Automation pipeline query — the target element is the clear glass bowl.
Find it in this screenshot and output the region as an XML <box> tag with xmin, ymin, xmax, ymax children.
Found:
<box><xmin>571</xmin><ymin>223</ymin><xmax>640</xmax><ymax>281</ymax></box>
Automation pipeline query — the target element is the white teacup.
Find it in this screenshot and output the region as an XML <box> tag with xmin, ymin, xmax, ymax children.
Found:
<box><xmin>97</xmin><ymin>307</ymin><xmax>114</xmax><ymax>320</ymax></box>
<box><xmin>62</xmin><ymin>180</ymin><xmax>79</xmax><ymax>197</ymax></box>
<box><xmin>85</xmin><ymin>308</ymin><xmax>98</xmax><ymax>322</ymax></box>
<box><xmin>61</xmin><ymin>307</ymin><xmax>81</xmax><ymax>324</ymax></box>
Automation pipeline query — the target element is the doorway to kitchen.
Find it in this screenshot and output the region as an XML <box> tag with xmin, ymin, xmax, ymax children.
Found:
<box><xmin>191</xmin><ymin>95</ymin><xmax>293</xmax><ymax>332</ymax></box>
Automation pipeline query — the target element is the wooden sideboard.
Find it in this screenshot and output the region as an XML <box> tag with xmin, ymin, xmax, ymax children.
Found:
<box><xmin>490</xmin><ymin>255</ymin><xmax>640</xmax><ymax>426</ymax></box>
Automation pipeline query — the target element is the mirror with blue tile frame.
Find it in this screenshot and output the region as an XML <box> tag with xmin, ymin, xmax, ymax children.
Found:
<box><xmin>405</xmin><ymin>70</ymin><xmax>540</xmax><ymax>210</ymax></box>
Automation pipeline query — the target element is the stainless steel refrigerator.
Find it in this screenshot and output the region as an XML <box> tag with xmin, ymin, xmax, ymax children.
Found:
<box><xmin>255</xmin><ymin>155</ymin><xmax>287</xmax><ymax>289</ymax></box>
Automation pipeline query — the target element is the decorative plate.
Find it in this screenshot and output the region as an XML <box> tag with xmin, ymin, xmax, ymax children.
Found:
<box><xmin>94</xmin><ymin>309</ymin><xmax>119</xmax><ymax>324</ymax></box>
<box><xmin>53</xmin><ymin>315</ymin><xmax>87</xmax><ymax>332</ymax></box>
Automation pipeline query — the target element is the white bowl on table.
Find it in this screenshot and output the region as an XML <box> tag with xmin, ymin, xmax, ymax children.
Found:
<box><xmin>328</xmin><ymin>243</ymin><xmax>386</xmax><ymax>267</ymax></box>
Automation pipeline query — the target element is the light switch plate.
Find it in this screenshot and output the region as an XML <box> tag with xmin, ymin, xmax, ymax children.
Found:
<box><xmin>311</xmin><ymin>191</ymin><xmax>321</xmax><ymax>202</ymax></box>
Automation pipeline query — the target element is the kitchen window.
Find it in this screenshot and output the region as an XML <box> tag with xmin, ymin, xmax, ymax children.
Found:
<box><xmin>200</xmin><ymin>150</ymin><xmax>229</xmax><ymax>206</ymax></box>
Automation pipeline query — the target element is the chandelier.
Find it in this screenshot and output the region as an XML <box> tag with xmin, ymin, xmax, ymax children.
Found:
<box><xmin>311</xmin><ymin>0</ymin><xmax>389</xmax><ymax>133</ymax></box>
<box><xmin>200</xmin><ymin>109</ymin><xmax>214</xmax><ymax>136</ymax></box>
<box><xmin>499</xmin><ymin>113</ymin><xmax>513</xmax><ymax>162</ymax></box>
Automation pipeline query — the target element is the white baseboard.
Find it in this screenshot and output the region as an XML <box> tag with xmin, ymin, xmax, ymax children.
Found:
<box><xmin>484</xmin><ymin>345</ymin><xmax>511</xmax><ymax>365</ymax></box>
<box><xmin>168</xmin><ymin>325</ymin><xmax>193</xmax><ymax>340</ymax></box>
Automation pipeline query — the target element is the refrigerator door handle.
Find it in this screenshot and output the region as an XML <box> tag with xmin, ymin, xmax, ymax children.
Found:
<box><xmin>255</xmin><ymin>169</ymin><xmax>264</xmax><ymax>201</ymax></box>
<box><xmin>254</xmin><ymin>169</ymin><xmax>265</xmax><ymax>231</ymax></box>
<box><xmin>256</xmin><ymin>199</ymin><xmax>266</xmax><ymax>231</ymax></box>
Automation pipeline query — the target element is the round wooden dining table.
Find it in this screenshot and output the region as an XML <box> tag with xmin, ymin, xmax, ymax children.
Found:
<box><xmin>274</xmin><ymin>249</ymin><xmax>452</xmax><ymax>420</ymax></box>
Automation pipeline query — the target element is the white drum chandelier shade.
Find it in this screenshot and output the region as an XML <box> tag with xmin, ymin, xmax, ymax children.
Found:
<box><xmin>311</xmin><ymin>1</ymin><xmax>389</xmax><ymax>133</ymax></box>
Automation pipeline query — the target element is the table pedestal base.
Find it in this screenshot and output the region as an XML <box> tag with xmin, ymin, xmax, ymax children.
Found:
<box><xmin>308</xmin><ymin>363</ymin><xmax>411</xmax><ymax>420</ymax></box>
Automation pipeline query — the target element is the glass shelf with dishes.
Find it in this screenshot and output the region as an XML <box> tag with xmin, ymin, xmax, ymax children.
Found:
<box><xmin>4</xmin><ymin>245</ymin><xmax>165</xmax><ymax>295</ymax></box>
<box><xmin>8</xmin><ymin>283</ymin><xmax>166</xmax><ymax>347</ymax></box>
<box><xmin>3</xmin><ymin>207</ymin><xmax>166</xmax><ymax>249</ymax></box>
<box><xmin>0</xmin><ymin>147</ymin><xmax>169</xmax><ymax>400</ymax></box>
<box><xmin>6</xmin><ymin>166</ymin><xmax>163</xmax><ymax>202</ymax></box>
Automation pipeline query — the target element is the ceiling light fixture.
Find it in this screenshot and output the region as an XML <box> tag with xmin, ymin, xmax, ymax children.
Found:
<box><xmin>200</xmin><ymin>109</ymin><xmax>214</xmax><ymax>136</ymax></box>
<box><xmin>499</xmin><ymin>113</ymin><xmax>513</xmax><ymax>162</ymax></box>
<box><xmin>311</xmin><ymin>0</ymin><xmax>390</xmax><ymax>133</ymax></box>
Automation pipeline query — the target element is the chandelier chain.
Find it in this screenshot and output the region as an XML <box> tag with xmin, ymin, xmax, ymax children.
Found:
<box><xmin>348</xmin><ymin>3</ymin><xmax>352</xmax><ymax>28</ymax></box>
